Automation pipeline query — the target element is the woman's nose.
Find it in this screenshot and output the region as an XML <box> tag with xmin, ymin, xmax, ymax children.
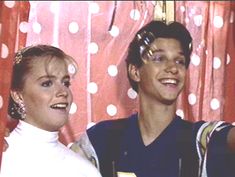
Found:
<box><xmin>56</xmin><ymin>85</ymin><xmax>68</xmax><ymax>97</ymax></box>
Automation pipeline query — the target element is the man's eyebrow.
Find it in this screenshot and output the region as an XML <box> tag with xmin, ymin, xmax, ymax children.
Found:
<box><xmin>151</xmin><ymin>48</ymin><xmax>185</xmax><ymax>55</ymax></box>
<box><xmin>150</xmin><ymin>49</ymin><xmax>163</xmax><ymax>53</ymax></box>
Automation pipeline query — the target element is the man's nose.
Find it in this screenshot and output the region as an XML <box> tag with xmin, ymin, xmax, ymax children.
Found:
<box><xmin>165</xmin><ymin>60</ymin><xmax>178</xmax><ymax>74</ymax></box>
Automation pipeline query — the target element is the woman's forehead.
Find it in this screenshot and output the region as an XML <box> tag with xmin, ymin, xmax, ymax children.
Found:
<box><xmin>30</xmin><ymin>56</ymin><xmax>69</xmax><ymax>74</ymax></box>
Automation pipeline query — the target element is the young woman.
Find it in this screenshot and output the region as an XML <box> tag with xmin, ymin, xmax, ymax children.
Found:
<box><xmin>0</xmin><ymin>45</ymin><xmax>102</xmax><ymax>177</ymax></box>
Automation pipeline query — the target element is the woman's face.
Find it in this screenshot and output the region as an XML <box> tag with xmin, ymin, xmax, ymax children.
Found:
<box><xmin>17</xmin><ymin>57</ymin><xmax>73</xmax><ymax>131</ymax></box>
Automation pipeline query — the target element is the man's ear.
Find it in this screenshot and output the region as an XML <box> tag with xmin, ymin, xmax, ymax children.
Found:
<box><xmin>128</xmin><ymin>64</ymin><xmax>140</xmax><ymax>82</ymax></box>
<box><xmin>10</xmin><ymin>91</ymin><xmax>23</xmax><ymax>104</ymax></box>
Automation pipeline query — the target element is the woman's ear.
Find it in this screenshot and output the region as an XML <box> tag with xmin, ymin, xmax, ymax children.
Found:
<box><xmin>10</xmin><ymin>91</ymin><xmax>23</xmax><ymax>104</ymax></box>
<box><xmin>128</xmin><ymin>64</ymin><xmax>140</xmax><ymax>82</ymax></box>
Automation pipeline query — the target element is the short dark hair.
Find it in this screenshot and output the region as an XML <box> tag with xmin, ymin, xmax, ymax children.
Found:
<box><xmin>8</xmin><ymin>44</ymin><xmax>77</xmax><ymax>119</ymax></box>
<box><xmin>125</xmin><ymin>20</ymin><xmax>193</xmax><ymax>92</ymax></box>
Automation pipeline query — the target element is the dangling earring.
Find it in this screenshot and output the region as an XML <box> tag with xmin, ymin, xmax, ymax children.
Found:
<box><xmin>17</xmin><ymin>100</ymin><xmax>26</xmax><ymax>119</ymax></box>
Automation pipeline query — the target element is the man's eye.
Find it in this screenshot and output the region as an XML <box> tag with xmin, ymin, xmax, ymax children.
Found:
<box><xmin>176</xmin><ymin>59</ymin><xmax>186</xmax><ymax>66</ymax></box>
<box><xmin>41</xmin><ymin>80</ymin><xmax>52</xmax><ymax>87</ymax></box>
<box><xmin>64</xmin><ymin>81</ymin><xmax>71</xmax><ymax>88</ymax></box>
<box><xmin>151</xmin><ymin>55</ymin><xmax>164</xmax><ymax>62</ymax></box>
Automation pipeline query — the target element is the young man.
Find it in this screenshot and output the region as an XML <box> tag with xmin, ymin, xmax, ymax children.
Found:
<box><xmin>71</xmin><ymin>20</ymin><xmax>235</xmax><ymax>177</ymax></box>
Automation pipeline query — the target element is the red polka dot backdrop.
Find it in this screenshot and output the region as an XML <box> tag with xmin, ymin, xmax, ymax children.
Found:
<box><xmin>0</xmin><ymin>1</ymin><xmax>30</xmax><ymax>165</ymax></box>
<box><xmin>24</xmin><ymin>1</ymin><xmax>155</xmax><ymax>144</ymax></box>
<box><xmin>175</xmin><ymin>1</ymin><xmax>235</xmax><ymax>122</ymax></box>
<box><xmin>0</xmin><ymin>1</ymin><xmax>234</xmax><ymax>147</ymax></box>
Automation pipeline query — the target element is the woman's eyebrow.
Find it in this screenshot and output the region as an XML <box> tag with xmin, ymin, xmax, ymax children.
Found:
<box><xmin>63</xmin><ymin>75</ymin><xmax>71</xmax><ymax>80</ymax></box>
<box><xmin>36</xmin><ymin>75</ymin><xmax>55</xmax><ymax>81</ymax></box>
<box><xmin>37</xmin><ymin>74</ymin><xmax>71</xmax><ymax>81</ymax></box>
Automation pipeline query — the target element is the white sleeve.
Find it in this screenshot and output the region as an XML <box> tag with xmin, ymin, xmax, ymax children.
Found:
<box><xmin>196</xmin><ymin>121</ymin><xmax>230</xmax><ymax>177</ymax></box>
<box><xmin>70</xmin><ymin>132</ymin><xmax>100</xmax><ymax>171</ymax></box>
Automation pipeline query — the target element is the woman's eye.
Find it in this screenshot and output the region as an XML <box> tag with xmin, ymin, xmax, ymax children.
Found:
<box><xmin>41</xmin><ymin>80</ymin><xmax>53</xmax><ymax>87</ymax></box>
<box><xmin>64</xmin><ymin>81</ymin><xmax>71</xmax><ymax>88</ymax></box>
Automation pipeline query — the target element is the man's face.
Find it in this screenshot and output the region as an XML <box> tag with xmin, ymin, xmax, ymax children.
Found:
<box><xmin>137</xmin><ymin>38</ymin><xmax>187</xmax><ymax>105</ymax></box>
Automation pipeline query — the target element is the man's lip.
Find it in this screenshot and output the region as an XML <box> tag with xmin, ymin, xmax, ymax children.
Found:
<box><xmin>159</xmin><ymin>78</ymin><xmax>179</xmax><ymax>84</ymax></box>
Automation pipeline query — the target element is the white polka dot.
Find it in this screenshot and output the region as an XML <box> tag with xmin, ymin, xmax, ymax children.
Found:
<box><xmin>194</xmin><ymin>15</ymin><xmax>203</xmax><ymax>27</ymax></box>
<box><xmin>50</xmin><ymin>1</ymin><xmax>60</xmax><ymax>14</ymax></box>
<box><xmin>199</xmin><ymin>40</ymin><xmax>205</xmax><ymax>48</ymax></box>
<box><xmin>87</xmin><ymin>122</ymin><xmax>96</xmax><ymax>129</ymax></box>
<box><xmin>188</xmin><ymin>93</ymin><xmax>197</xmax><ymax>105</ymax></box>
<box><xmin>87</xmin><ymin>82</ymin><xmax>98</xmax><ymax>94</ymax></box>
<box><xmin>190</xmin><ymin>8</ymin><xmax>196</xmax><ymax>15</ymax></box>
<box><xmin>0</xmin><ymin>95</ymin><xmax>3</xmax><ymax>109</ymax></box>
<box><xmin>191</xmin><ymin>54</ymin><xmax>200</xmax><ymax>66</ymax></box>
<box><xmin>213</xmin><ymin>57</ymin><xmax>221</xmax><ymax>69</ymax></box>
<box><xmin>210</xmin><ymin>98</ymin><xmax>220</xmax><ymax>110</ymax></box>
<box><xmin>29</xmin><ymin>1</ymin><xmax>38</xmax><ymax>8</ymax></box>
<box><xmin>205</xmin><ymin>50</ymin><xmax>208</xmax><ymax>55</ymax></box>
<box><xmin>127</xmin><ymin>88</ymin><xmax>137</xmax><ymax>99</ymax></box>
<box><xmin>232</xmin><ymin>122</ymin><xmax>235</xmax><ymax>126</ymax></box>
<box><xmin>226</xmin><ymin>54</ymin><xmax>231</xmax><ymax>65</ymax></box>
<box><xmin>19</xmin><ymin>21</ymin><xmax>29</xmax><ymax>33</ymax></box>
<box><xmin>230</xmin><ymin>11</ymin><xmax>234</xmax><ymax>23</ymax></box>
<box><xmin>185</xmin><ymin>17</ymin><xmax>189</xmax><ymax>24</ymax></box>
<box><xmin>4</xmin><ymin>1</ymin><xmax>15</xmax><ymax>8</ymax></box>
<box><xmin>151</xmin><ymin>1</ymin><xmax>156</xmax><ymax>5</ymax></box>
<box><xmin>69</xmin><ymin>102</ymin><xmax>77</xmax><ymax>114</ymax></box>
<box><xmin>180</xmin><ymin>6</ymin><xmax>185</xmax><ymax>12</ymax></box>
<box><xmin>191</xmin><ymin>9</ymin><xmax>196</xmax><ymax>14</ymax></box>
<box><xmin>213</xmin><ymin>16</ymin><xmax>224</xmax><ymax>28</ymax></box>
<box><xmin>88</xmin><ymin>42</ymin><xmax>99</xmax><ymax>54</ymax></box>
<box><xmin>108</xmin><ymin>65</ymin><xmax>118</xmax><ymax>77</ymax></box>
<box><xmin>89</xmin><ymin>2</ymin><xmax>100</xmax><ymax>14</ymax></box>
<box><xmin>68</xmin><ymin>22</ymin><xmax>79</xmax><ymax>34</ymax></box>
<box><xmin>68</xmin><ymin>64</ymin><xmax>77</xmax><ymax>75</ymax></box>
<box><xmin>109</xmin><ymin>25</ymin><xmax>119</xmax><ymax>37</ymax></box>
<box><xmin>51</xmin><ymin>42</ymin><xmax>59</xmax><ymax>48</ymax></box>
<box><xmin>130</xmin><ymin>9</ymin><xmax>140</xmax><ymax>21</ymax></box>
<box><xmin>1</xmin><ymin>43</ymin><xmax>9</xmax><ymax>59</ymax></box>
<box><xmin>106</xmin><ymin>104</ymin><xmax>117</xmax><ymax>116</ymax></box>
<box><xmin>176</xmin><ymin>109</ymin><xmax>184</xmax><ymax>119</ymax></box>
<box><xmin>32</xmin><ymin>22</ymin><xmax>42</xmax><ymax>34</ymax></box>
